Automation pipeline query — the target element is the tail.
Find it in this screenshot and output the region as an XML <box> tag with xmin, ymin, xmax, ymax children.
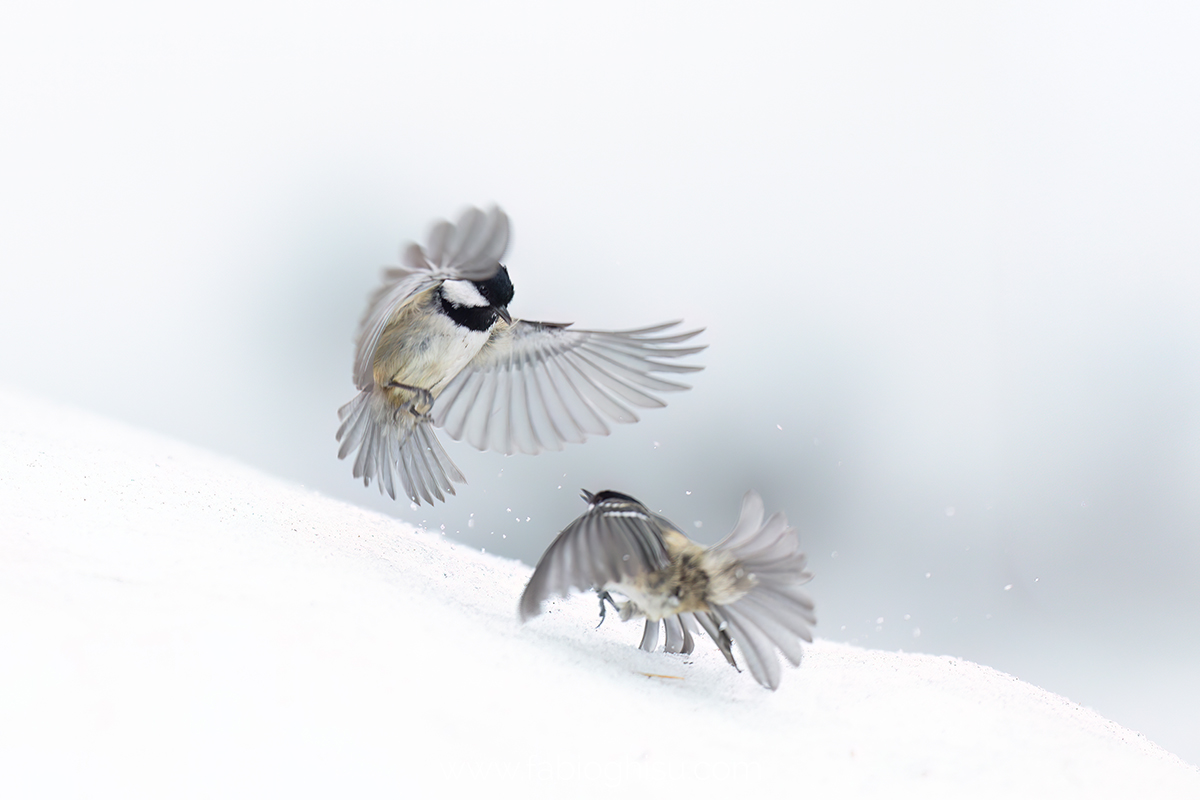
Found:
<box><xmin>636</xmin><ymin>615</ymin><xmax>698</xmax><ymax>656</ymax></box>
<box><xmin>635</xmin><ymin>613</ymin><xmax>742</xmax><ymax>679</ymax></box>
<box><xmin>336</xmin><ymin>389</ymin><xmax>466</xmax><ymax>505</ymax></box>
<box><xmin>708</xmin><ymin>491</ymin><xmax>815</xmax><ymax>690</ymax></box>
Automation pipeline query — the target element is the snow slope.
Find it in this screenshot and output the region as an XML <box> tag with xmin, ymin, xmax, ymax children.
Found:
<box><xmin>1</xmin><ymin>389</ymin><xmax>1196</xmax><ymax>799</ymax></box>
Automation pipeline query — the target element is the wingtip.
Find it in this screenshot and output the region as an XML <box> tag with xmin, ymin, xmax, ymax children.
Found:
<box><xmin>517</xmin><ymin>588</ymin><xmax>544</xmax><ymax>623</ymax></box>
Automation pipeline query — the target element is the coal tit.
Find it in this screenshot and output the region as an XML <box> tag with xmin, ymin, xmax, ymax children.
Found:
<box><xmin>519</xmin><ymin>489</ymin><xmax>815</xmax><ymax>690</ymax></box>
<box><xmin>337</xmin><ymin>207</ymin><xmax>706</xmax><ymax>505</ymax></box>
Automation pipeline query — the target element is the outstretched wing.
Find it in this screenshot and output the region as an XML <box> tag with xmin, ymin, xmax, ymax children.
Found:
<box><xmin>519</xmin><ymin>492</ymin><xmax>672</xmax><ymax>621</ymax></box>
<box><xmin>352</xmin><ymin>206</ymin><xmax>510</xmax><ymax>389</ymax></box>
<box><xmin>709</xmin><ymin>490</ymin><xmax>816</xmax><ymax>690</ymax></box>
<box><xmin>432</xmin><ymin>320</ymin><xmax>705</xmax><ymax>455</ymax></box>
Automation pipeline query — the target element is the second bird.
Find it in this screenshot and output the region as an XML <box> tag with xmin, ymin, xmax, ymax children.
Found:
<box><xmin>519</xmin><ymin>489</ymin><xmax>816</xmax><ymax>690</ymax></box>
<box><xmin>337</xmin><ymin>206</ymin><xmax>706</xmax><ymax>505</ymax></box>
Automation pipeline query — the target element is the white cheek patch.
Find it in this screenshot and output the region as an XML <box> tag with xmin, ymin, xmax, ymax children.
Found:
<box><xmin>441</xmin><ymin>279</ymin><xmax>489</xmax><ymax>308</ymax></box>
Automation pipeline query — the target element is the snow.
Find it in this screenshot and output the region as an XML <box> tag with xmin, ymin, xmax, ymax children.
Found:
<box><xmin>2</xmin><ymin>388</ymin><xmax>1197</xmax><ymax>799</ymax></box>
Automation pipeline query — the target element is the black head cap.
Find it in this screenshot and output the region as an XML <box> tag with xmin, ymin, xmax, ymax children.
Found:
<box><xmin>440</xmin><ymin>266</ymin><xmax>514</xmax><ymax>331</ymax></box>
<box><xmin>473</xmin><ymin>265</ymin><xmax>514</xmax><ymax>310</ymax></box>
<box><xmin>582</xmin><ymin>489</ymin><xmax>643</xmax><ymax>507</ymax></box>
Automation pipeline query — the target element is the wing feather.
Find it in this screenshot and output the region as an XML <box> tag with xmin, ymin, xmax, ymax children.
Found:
<box><xmin>693</xmin><ymin>611</ymin><xmax>738</xmax><ymax>668</ymax></box>
<box><xmin>437</xmin><ymin>368</ymin><xmax>485</xmax><ymax>442</ymax></box>
<box><xmin>734</xmin><ymin>594</ymin><xmax>820</xmax><ymax>642</ymax></box>
<box><xmin>509</xmin><ymin>361</ymin><xmax>541</xmax><ymax>455</ymax></box>
<box><xmin>544</xmin><ymin>356</ymin><xmax>611</xmax><ymax>437</ymax></box>
<box><xmin>711</xmin><ymin>491</ymin><xmax>767</xmax><ymax>551</ymax></box>
<box><xmin>569</xmin><ymin>351</ymin><xmax>665</xmax><ymax>410</ymax></box>
<box><xmin>531</xmin><ymin>362</ymin><xmax>584</xmax><ymax>445</ymax></box>
<box><xmin>433</xmin><ymin>321</ymin><xmax>705</xmax><ymax>455</ymax></box>
<box><xmin>559</xmin><ymin>353</ymin><xmax>639</xmax><ymax>423</ymax></box>
<box><xmin>519</xmin><ymin>493</ymin><xmax>670</xmax><ymax>621</ymax></box>
<box><xmin>727</xmin><ymin>513</ymin><xmax>793</xmax><ymax>562</ymax></box>
<box><xmin>524</xmin><ymin>362</ymin><xmax>566</xmax><ymax>451</ymax></box>
<box><xmin>486</xmin><ymin>362</ymin><xmax>512</xmax><ymax>454</ymax></box>
<box><xmin>703</xmin><ymin>490</ymin><xmax>816</xmax><ymax>688</ymax></box>
<box><xmin>723</xmin><ymin>595</ymin><xmax>807</xmax><ymax>666</ymax></box>
<box><xmin>720</xmin><ymin>606</ymin><xmax>784</xmax><ymax>690</ymax></box>
<box><xmin>583</xmin><ymin>349</ymin><xmax>696</xmax><ymax>393</ymax></box>
<box><xmin>463</xmin><ymin>364</ymin><xmax>501</xmax><ymax>451</ymax></box>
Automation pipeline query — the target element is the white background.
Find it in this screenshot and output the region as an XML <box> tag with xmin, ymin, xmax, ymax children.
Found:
<box><xmin>2</xmin><ymin>0</ymin><xmax>1198</xmax><ymax>763</ymax></box>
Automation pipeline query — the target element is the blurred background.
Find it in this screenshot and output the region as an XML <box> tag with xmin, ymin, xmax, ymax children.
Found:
<box><xmin>2</xmin><ymin>0</ymin><xmax>1198</xmax><ymax>764</ymax></box>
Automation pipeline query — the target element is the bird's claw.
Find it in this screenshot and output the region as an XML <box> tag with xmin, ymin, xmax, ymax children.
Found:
<box><xmin>385</xmin><ymin>381</ymin><xmax>435</xmax><ymax>419</ymax></box>
<box><xmin>596</xmin><ymin>591</ymin><xmax>621</xmax><ymax>628</ymax></box>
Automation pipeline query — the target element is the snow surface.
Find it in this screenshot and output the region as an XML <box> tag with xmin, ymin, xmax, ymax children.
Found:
<box><xmin>2</xmin><ymin>388</ymin><xmax>1197</xmax><ymax>799</ymax></box>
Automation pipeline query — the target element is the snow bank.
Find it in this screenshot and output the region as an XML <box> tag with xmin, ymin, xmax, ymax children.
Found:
<box><xmin>1</xmin><ymin>389</ymin><xmax>1195</xmax><ymax>799</ymax></box>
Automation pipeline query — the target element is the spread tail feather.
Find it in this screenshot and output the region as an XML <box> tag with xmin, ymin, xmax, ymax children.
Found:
<box><xmin>662</xmin><ymin>614</ymin><xmax>695</xmax><ymax>654</ymax></box>
<box><xmin>710</xmin><ymin>491</ymin><xmax>815</xmax><ymax>690</ymax></box>
<box><xmin>638</xmin><ymin>616</ymin><xmax>696</xmax><ymax>655</ymax></box>
<box><xmin>639</xmin><ymin>619</ymin><xmax>660</xmax><ymax>652</ymax></box>
<box><xmin>336</xmin><ymin>389</ymin><xmax>466</xmax><ymax>505</ymax></box>
<box><xmin>690</xmin><ymin>611</ymin><xmax>737</xmax><ymax>670</ymax></box>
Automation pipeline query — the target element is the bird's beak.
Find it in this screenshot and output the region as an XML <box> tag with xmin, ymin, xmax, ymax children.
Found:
<box><xmin>497</xmin><ymin>306</ymin><xmax>513</xmax><ymax>325</ymax></box>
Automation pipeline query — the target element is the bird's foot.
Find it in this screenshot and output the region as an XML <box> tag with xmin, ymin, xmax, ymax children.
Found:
<box><xmin>596</xmin><ymin>591</ymin><xmax>621</xmax><ymax>629</ymax></box>
<box><xmin>385</xmin><ymin>381</ymin><xmax>435</xmax><ymax>419</ymax></box>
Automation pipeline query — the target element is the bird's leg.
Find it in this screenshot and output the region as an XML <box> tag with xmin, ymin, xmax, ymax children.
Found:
<box><xmin>385</xmin><ymin>380</ymin><xmax>435</xmax><ymax>419</ymax></box>
<box><xmin>596</xmin><ymin>591</ymin><xmax>621</xmax><ymax>628</ymax></box>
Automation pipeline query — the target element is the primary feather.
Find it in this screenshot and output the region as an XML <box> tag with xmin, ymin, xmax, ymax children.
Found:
<box><xmin>434</xmin><ymin>321</ymin><xmax>705</xmax><ymax>456</ymax></box>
